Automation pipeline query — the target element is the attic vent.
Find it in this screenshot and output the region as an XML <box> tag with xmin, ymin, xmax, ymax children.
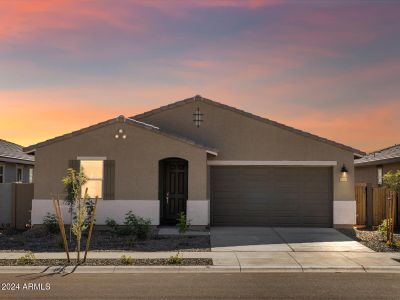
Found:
<box><xmin>193</xmin><ymin>107</ymin><xmax>203</xmax><ymax>128</ymax></box>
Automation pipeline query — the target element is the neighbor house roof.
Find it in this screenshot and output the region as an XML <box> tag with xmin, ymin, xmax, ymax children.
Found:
<box><xmin>355</xmin><ymin>144</ymin><xmax>400</xmax><ymax>166</ymax></box>
<box><xmin>23</xmin><ymin>116</ymin><xmax>218</xmax><ymax>155</ymax></box>
<box><xmin>0</xmin><ymin>139</ymin><xmax>35</xmax><ymax>164</ymax></box>
<box><xmin>132</xmin><ymin>95</ymin><xmax>365</xmax><ymax>156</ymax></box>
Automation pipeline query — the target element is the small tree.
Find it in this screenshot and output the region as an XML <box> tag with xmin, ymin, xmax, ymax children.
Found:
<box><xmin>383</xmin><ymin>170</ymin><xmax>400</xmax><ymax>246</ymax></box>
<box><xmin>72</xmin><ymin>188</ymin><xmax>89</xmax><ymax>262</ymax></box>
<box><xmin>62</xmin><ymin>168</ymin><xmax>88</xmax><ymax>242</ymax></box>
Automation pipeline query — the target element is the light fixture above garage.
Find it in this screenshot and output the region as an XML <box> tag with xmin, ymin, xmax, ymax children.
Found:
<box><xmin>340</xmin><ymin>164</ymin><xmax>348</xmax><ymax>182</ymax></box>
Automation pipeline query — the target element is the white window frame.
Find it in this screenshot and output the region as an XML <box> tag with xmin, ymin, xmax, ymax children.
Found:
<box><xmin>79</xmin><ymin>157</ymin><xmax>106</xmax><ymax>199</ymax></box>
<box><xmin>28</xmin><ymin>167</ymin><xmax>34</xmax><ymax>183</ymax></box>
<box><xmin>16</xmin><ymin>165</ymin><xmax>23</xmax><ymax>183</ymax></box>
<box><xmin>377</xmin><ymin>166</ymin><xmax>383</xmax><ymax>186</ymax></box>
<box><xmin>0</xmin><ymin>163</ymin><xmax>5</xmax><ymax>183</ymax></box>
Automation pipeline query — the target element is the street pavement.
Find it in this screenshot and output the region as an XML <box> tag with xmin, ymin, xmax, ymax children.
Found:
<box><xmin>1</xmin><ymin>273</ymin><xmax>400</xmax><ymax>299</ymax></box>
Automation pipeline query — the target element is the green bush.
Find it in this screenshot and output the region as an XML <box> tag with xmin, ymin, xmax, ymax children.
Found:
<box><xmin>378</xmin><ymin>219</ymin><xmax>390</xmax><ymax>238</ymax></box>
<box><xmin>43</xmin><ymin>213</ymin><xmax>59</xmax><ymax>234</ymax></box>
<box><xmin>176</xmin><ymin>212</ymin><xmax>190</xmax><ymax>234</ymax></box>
<box><xmin>167</xmin><ymin>252</ymin><xmax>183</xmax><ymax>265</ymax></box>
<box><xmin>105</xmin><ymin>211</ymin><xmax>151</xmax><ymax>240</ymax></box>
<box><xmin>17</xmin><ymin>252</ymin><xmax>36</xmax><ymax>265</ymax></box>
<box><xmin>105</xmin><ymin>218</ymin><xmax>118</xmax><ymax>231</ymax></box>
<box><xmin>120</xmin><ymin>255</ymin><xmax>134</xmax><ymax>265</ymax></box>
<box><xmin>123</xmin><ymin>211</ymin><xmax>151</xmax><ymax>240</ymax></box>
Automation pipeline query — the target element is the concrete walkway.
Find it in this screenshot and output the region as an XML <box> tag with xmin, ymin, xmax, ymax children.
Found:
<box><xmin>0</xmin><ymin>251</ymin><xmax>399</xmax><ymax>273</ymax></box>
<box><xmin>210</xmin><ymin>227</ymin><xmax>372</xmax><ymax>252</ymax></box>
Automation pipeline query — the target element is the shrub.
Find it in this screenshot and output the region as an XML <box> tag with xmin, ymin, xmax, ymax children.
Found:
<box><xmin>176</xmin><ymin>212</ymin><xmax>190</xmax><ymax>234</ymax></box>
<box><xmin>120</xmin><ymin>255</ymin><xmax>134</xmax><ymax>265</ymax></box>
<box><xmin>105</xmin><ymin>218</ymin><xmax>118</xmax><ymax>231</ymax></box>
<box><xmin>123</xmin><ymin>211</ymin><xmax>151</xmax><ymax>240</ymax></box>
<box><xmin>43</xmin><ymin>213</ymin><xmax>59</xmax><ymax>234</ymax></box>
<box><xmin>106</xmin><ymin>212</ymin><xmax>151</xmax><ymax>240</ymax></box>
<box><xmin>167</xmin><ymin>252</ymin><xmax>183</xmax><ymax>265</ymax></box>
<box><xmin>17</xmin><ymin>252</ymin><xmax>36</xmax><ymax>265</ymax></box>
<box><xmin>378</xmin><ymin>219</ymin><xmax>392</xmax><ymax>238</ymax></box>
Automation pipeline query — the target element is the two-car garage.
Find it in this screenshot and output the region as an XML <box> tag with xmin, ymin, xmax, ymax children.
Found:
<box><xmin>210</xmin><ymin>166</ymin><xmax>333</xmax><ymax>227</ymax></box>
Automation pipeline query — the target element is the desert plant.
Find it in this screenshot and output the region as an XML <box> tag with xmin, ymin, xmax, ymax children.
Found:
<box><xmin>105</xmin><ymin>212</ymin><xmax>151</xmax><ymax>240</ymax></box>
<box><xmin>378</xmin><ymin>219</ymin><xmax>390</xmax><ymax>238</ymax></box>
<box><xmin>62</xmin><ymin>167</ymin><xmax>88</xmax><ymax>242</ymax></box>
<box><xmin>176</xmin><ymin>212</ymin><xmax>190</xmax><ymax>234</ymax></box>
<box><xmin>43</xmin><ymin>213</ymin><xmax>59</xmax><ymax>234</ymax></box>
<box><xmin>105</xmin><ymin>218</ymin><xmax>118</xmax><ymax>232</ymax></box>
<box><xmin>123</xmin><ymin>211</ymin><xmax>151</xmax><ymax>240</ymax></box>
<box><xmin>17</xmin><ymin>252</ymin><xmax>36</xmax><ymax>265</ymax></box>
<box><xmin>71</xmin><ymin>189</ymin><xmax>89</xmax><ymax>261</ymax></box>
<box><xmin>167</xmin><ymin>251</ymin><xmax>183</xmax><ymax>265</ymax></box>
<box><xmin>120</xmin><ymin>255</ymin><xmax>134</xmax><ymax>265</ymax></box>
<box><xmin>383</xmin><ymin>170</ymin><xmax>400</xmax><ymax>245</ymax></box>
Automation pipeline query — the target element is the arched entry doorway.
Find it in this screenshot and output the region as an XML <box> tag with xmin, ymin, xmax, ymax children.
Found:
<box><xmin>159</xmin><ymin>158</ymin><xmax>188</xmax><ymax>225</ymax></box>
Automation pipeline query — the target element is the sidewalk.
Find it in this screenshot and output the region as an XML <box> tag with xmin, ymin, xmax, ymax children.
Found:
<box><xmin>1</xmin><ymin>251</ymin><xmax>400</xmax><ymax>273</ymax></box>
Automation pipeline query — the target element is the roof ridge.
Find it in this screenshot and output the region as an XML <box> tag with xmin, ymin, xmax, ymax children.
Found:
<box><xmin>132</xmin><ymin>95</ymin><xmax>365</xmax><ymax>155</ymax></box>
<box><xmin>23</xmin><ymin>115</ymin><xmax>217</xmax><ymax>154</ymax></box>
<box><xmin>0</xmin><ymin>139</ymin><xmax>23</xmax><ymax>148</ymax></box>
<box><xmin>368</xmin><ymin>144</ymin><xmax>400</xmax><ymax>155</ymax></box>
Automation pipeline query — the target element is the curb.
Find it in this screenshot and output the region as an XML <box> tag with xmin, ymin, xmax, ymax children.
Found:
<box><xmin>1</xmin><ymin>265</ymin><xmax>400</xmax><ymax>274</ymax></box>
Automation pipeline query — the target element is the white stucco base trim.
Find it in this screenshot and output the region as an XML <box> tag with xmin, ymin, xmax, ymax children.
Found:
<box><xmin>31</xmin><ymin>199</ymin><xmax>160</xmax><ymax>225</ymax></box>
<box><xmin>186</xmin><ymin>200</ymin><xmax>209</xmax><ymax>226</ymax></box>
<box><xmin>333</xmin><ymin>200</ymin><xmax>356</xmax><ymax>225</ymax></box>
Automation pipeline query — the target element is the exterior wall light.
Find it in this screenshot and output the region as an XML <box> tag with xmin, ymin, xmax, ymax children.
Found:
<box><xmin>115</xmin><ymin>129</ymin><xmax>126</xmax><ymax>139</ymax></box>
<box><xmin>340</xmin><ymin>164</ymin><xmax>349</xmax><ymax>182</ymax></box>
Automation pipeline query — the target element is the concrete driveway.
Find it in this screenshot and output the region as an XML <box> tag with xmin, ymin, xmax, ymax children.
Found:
<box><xmin>210</xmin><ymin>227</ymin><xmax>373</xmax><ymax>252</ymax></box>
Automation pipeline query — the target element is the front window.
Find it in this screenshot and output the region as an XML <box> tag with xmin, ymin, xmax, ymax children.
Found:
<box><xmin>16</xmin><ymin>166</ymin><xmax>23</xmax><ymax>183</ymax></box>
<box><xmin>81</xmin><ymin>160</ymin><xmax>103</xmax><ymax>199</ymax></box>
<box><xmin>0</xmin><ymin>165</ymin><xmax>4</xmax><ymax>183</ymax></box>
<box><xmin>377</xmin><ymin>167</ymin><xmax>383</xmax><ymax>185</ymax></box>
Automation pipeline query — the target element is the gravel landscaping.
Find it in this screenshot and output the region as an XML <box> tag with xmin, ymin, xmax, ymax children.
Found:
<box><xmin>338</xmin><ymin>227</ymin><xmax>400</xmax><ymax>252</ymax></box>
<box><xmin>0</xmin><ymin>227</ymin><xmax>210</xmax><ymax>252</ymax></box>
<box><xmin>0</xmin><ymin>258</ymin><xmax>212</xmax><ymax>266</ymax></box>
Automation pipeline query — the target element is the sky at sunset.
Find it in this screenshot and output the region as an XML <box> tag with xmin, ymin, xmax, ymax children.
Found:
<box><xmin>1</xmin><ymin>0</ymin><xmax>400</xmax><ymax>152</ymax></box>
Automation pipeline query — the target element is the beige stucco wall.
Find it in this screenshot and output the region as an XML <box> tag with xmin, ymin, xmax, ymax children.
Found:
<box><xmin>355</xmin><ymin>162</ymin><xmax>400</xmax><ymax>186</ymax></box>
<box><xmin>137</xmin><ymin>100</ymin><xmax>356</xmax><ymax>203</ymax></box>
<box><xmin>34</xmin><ymin>122</ymin><xmax>208</xmax><ymax>201</ymax></box>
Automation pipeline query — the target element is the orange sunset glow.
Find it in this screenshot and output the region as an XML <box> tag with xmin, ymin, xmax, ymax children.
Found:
<box><xmin>1</xmin><ymin>0</ymin><xmax>400</xmax><ymax>152</ymax></box>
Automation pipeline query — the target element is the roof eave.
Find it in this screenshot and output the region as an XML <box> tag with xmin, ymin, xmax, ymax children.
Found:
<box><xmin>355</xmin><ymin>156</ymin><xmax>400</xmax><ymax>167</ymax></box>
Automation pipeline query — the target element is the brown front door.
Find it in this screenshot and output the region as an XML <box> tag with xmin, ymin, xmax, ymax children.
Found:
<box><xmin>160</xmin><ymin>158</ymin><xmax>188</xmax><ymax>225</ymax></box>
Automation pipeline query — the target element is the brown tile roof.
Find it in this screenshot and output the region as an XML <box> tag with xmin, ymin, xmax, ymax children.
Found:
<box><xmin>132</xmin><ymin>95</ymin><xmax>365</xmax><ymax>156</ymax></box>
<box><xmin>23</xmin><ymin>116</ymin><xmax>218</xmax><ymax>154</ymax></box>
<box><xmin>0</xmin><ymin>139</ymin><xmax>35</xmax><ymax>162</ymax></box>
<box><xmin>355</xmin><ymin>144</ymin><xmax>400</xmax><ymax>166</ymax></box>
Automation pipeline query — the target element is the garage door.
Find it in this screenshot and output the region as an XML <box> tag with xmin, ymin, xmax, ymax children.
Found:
<box><xmin>210</xmin><ymin>166</ymin><xmax>333</xmax><ymax>227</ymax></box>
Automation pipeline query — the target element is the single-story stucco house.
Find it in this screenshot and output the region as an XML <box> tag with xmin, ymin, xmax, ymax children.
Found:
<box><xmin>355</xmin><ymin>144</ymin><xmax>400</xmax><ymax>186</ymax></box>
<box><xmin>0</xmin><ymin>139</ymin><xmax>35</xmax><ymax>184</ymax></box>
<box><xmin>24</xmin><ymin>96</ymin><xmax>364</xmax><ymax>228</ymax></box>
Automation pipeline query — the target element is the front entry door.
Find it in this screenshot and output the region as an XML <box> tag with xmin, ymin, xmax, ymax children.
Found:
<box><xmin>161</xmin><ymin>158</ymin><xmax>188</xmax><ymax>225</ymax></box>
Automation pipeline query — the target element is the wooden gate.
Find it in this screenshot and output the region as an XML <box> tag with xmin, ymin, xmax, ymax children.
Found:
<box><xmin>355</xmin><ymin>184</ymin><xmax>397</xmax><ymax>227</ymax></box>
<box><xmin>355</xmin><ymin>184</ymin><xmax>367</xmax><ymax>225</ymax></box>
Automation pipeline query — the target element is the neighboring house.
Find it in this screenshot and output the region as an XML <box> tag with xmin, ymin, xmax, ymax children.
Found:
<box><xmin>0</xmin><ymin>139</ymin><xmax>35</xmax><ymax>184</ymax></box>
<box><xmin>355</xmin><ymin>144</ymin><xmax>400</xmax><ymax>186</ymax></box>
<box><xmin>24</xmin><ymin>96</ymin><xmax>364</xmax><ymax>228</ymax></box>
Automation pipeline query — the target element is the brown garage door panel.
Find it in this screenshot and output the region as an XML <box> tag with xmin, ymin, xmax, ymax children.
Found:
<box><xmin>210</xmin><ymin>166</ymin><xmax>333</xmax><ymax>227</ymax></box>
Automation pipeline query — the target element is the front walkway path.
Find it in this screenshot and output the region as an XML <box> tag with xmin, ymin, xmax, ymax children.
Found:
<box><xmin>0</xmin><ymin>251</ymin><xmax>399</xmax><ymax>273</ymax></box>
